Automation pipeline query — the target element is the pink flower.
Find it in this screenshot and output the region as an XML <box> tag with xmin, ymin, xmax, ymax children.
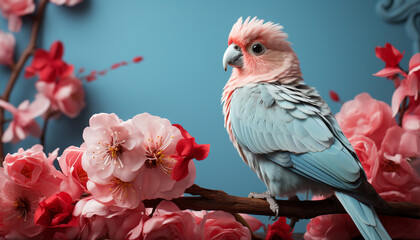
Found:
<box><xmin>371</xmin><ymin>126</ymin><xmax>420</xmax><ymax>193</ymax></box>
<box><xmin>199</xmin><ymin>211</ymin><xmax>251</xmax><ymax>240</ymax></box>
<box><xmin>376</xmin><ymin>191</ymin><xmax>420</xmax><ymax>239</ymax></box>
<box><xmin>304</xmin><ymin>213</ymin><xmax>358</xmax><ymax>240</ymax></box>
<box><xmin>49</xmin><ymin>0</ymin><xmax>83</xmax><ymax>6</ymax></box>
<box><xmin>0</xmin><ymin>30</ymin><xmax>14</xmax><ymax>65</ymax></box>
<box><xmin>34</xmin><ymin>192</ymin><xmax>77</xmax><ymax>228</ymax></box>
<box><xmin>374</xmin><ymin>43</ymin><xmax>406</xmax><ymax>79</ymax></box>
<box><xmin>0</xmin><ymin>173</ymin><xmax>45</xmax><ymax>239</ymax></box>
<box><xmin>25</xmin><ymin>41</ymin><xmax>74</xmax><ymax>82</ymax></box>
<box><xmin>140</xmin><ymin>201</ymin><xmax>201</xmax><ymax>239</ymax></box>
<box><xmin>3</xmin><ymin>144</ymin><xmax>62</xmax><ymax>196</ymax></box>
<box><xmin>240</xmin><ymin>213</ymin><xmax>265</xmax><ymax>233</ymax></box>
<box><xmin>0</xmin><ymin>95</ymin><xmax>50</xmax><ymax>143</ymax></box>
<box><xmin>82</xmin><ymin>113</ymin><xmax>145</xmax><ymax>183</ymax></box>
<box><xmin>403</xmin><ymin>101</ymin><xmax>420</xmax><ymax>134</ymax></box>
<box><xmin>348</xmin><ymin>135</ymin><xmax>379</xmax><ymax>180</ymax></box>
<box><xmin>86</xmin><ymin>176</ymin><xmax>142</xmax><ymax>209</ymax></box>
<box><xmin>36</xmin><ymin>75</ymin><xmax>86</xmax><ymax>118</ymax></box>
<box><xmin>131</xmin><ymin>113</ymin><xmax>196</xmax><ymax>200</ymax></box>
<box><xmin>0</xmin><ymin>0</ymin><xmax>35</xmax><ymax>32</ymax></box>
<box><xmin>391</xmin><ymin>53</ymin><xmax>420</xmax><ymax>116</ymax></box>
<box><xmin>266</xmin><ymin>217</ymin><xmax>293</xmax><ymax>240</ymax></box>
<box><xmin>74</xmin><ymin>197</ymin><xmax>147</xmax><ymax>240</ymax></box>
<box><xmin>171</xmin><ymin>124</ymin><xmax>210</xmax><ymax>181</ymax></box>
<box><xmin>58</xmin><ymin>146</ymin><xmax>88</xmax><ymax>200</ymax></box>
<box><xmin>336</xmin><ymin>93</ymin><xmax>396</xmax><ymax>146</ymax></box>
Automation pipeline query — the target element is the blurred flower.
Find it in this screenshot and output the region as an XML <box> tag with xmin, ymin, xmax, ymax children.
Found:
<box><xmin>240</xmin><ymin>213</ymin><xmax>265</xmax><ymax>233</ymax></box>
<box><xmin>374</xmin><ymin>43</ymin><xmax>406</xmax><ymax>79</ymax></box>
<box><xmin>0</xmin><ymin>0</ymin><xmax>35</xmax><ymax>32</ymax></box>
<box><xmin>49</xmin><ymin>0</ymin><xmax>83</xmax><ymax>6</ymax></box>
<box><xmin>0</xmin><ymin>173</ymin><xmax>45</xmax><ymax>239</ymax></box>
<box><xmin>336</xmin><ymin>93</ymin><xmax>396</xmax><ymax>147</ymax></box>
<box><xmin>25</xmin><ymin>41</ymin><xmax>74</xmax><ymax>82</ymax></box>
<box><xmin>34</xmin><ymin>192</ymin><xmax>77</xmax><ymax>228</ymax></box>
<box><xmin>82</xmin><ymin>113</ymin><xmax>144</xmax><ymax>183</ymax></box>
<box><xmin>391</xmin><ymin>53</ymin><xmax>420</xmax><ymax>116</ymax></box>
<box><xmin>3</xmin><ymin>145</ymin><xmax>61</xmax><ymax>191</ymax></box>
<box><xmin>304</xmin><ymin>213</ymin><xmax>358</xmax><ymax>240</ymax></box>
<box><xmin>131</xmin><ymin>113</ymin><xmax>195</xmax><ymax>200</ymax></box>
<box><xmin>140</xmin><ymin>201</ymin><xmax>201</xmax><ymax>239</ymax></box>
<box><xmin>0</xmin><ymin>30</ymin><xmax>14</xmax><ymax>65</ymax></box>
<box><xmin>403</xmin><ymin>102</ymin><xmax>420</xmax><ymax>134</ymax></box>
<box><xmin>348</xmin><ymin>135</ymin><xmax>379</xmax><ymax>179</ymax></box>
<box><xmin>0</xmin><ymin>95</ymin><xmax>50</xmax><ymax>143</ymax></box>
<box><xmin>74</xmin><ymin>197</ymin><xmax>147</xmax><ymax>240</ymax></box>
<box><xmin>266</xmin><ymin>217</ymin><xmax>293</xmax><ymax>240</ymax></box>
<box><xmin>58</xmin><ymin>146</ymin><xmax>88</xmax><ymax>199</ymax></box>
<box><xmin>199</xmin><ymin>211</ymin><xmax>251</xmax><ymax>240</ymax></box>
<box><xmin>36</xmin><ymin>75</ymin><xmax>86</xmax><ymax>118</ymax></box>
<box><xmin>171</xmin><ymin>124</ymin><xmax>210</xmax><ymax>181</ymax></box>
<box><xmin>372</xmin><ymin>126</ymin><xmax>420</xmax><ymax>192</ymax></box>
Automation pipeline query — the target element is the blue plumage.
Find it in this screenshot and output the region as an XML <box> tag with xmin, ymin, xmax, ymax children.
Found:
<box><xmin>229</xmin><ymin>83</ymin><xmax>391</xmax><ymax>240</ymax></box>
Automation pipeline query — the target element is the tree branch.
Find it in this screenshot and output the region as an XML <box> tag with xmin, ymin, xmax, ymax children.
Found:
<box><xmin>143</xmin><ymin>184</ymin><xmax>420</xmax><ymax>220</ymax></box>
<box><xmin>0</xmin><ymin>0</ymin><xmax>49</xmax><ymax>161</ymax></box>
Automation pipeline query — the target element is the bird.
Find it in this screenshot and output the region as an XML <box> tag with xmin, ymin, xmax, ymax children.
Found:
<box><xmin>221</xmin><ymin>17</ymin><xmax>391</xmax><ymax>240</ymax></box>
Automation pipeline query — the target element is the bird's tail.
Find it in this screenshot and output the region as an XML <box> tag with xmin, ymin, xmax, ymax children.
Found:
<box><xmin>335</xmin><ymin>191</ymin><xmax>391</xmax><ymax>240</ymax></box>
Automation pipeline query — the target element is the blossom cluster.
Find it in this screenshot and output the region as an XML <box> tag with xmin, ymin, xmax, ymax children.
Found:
<box><xmin>0</xmin><ymin>40</ymin><xmax>86</xmax><ymax>143</ymax></box>
<box><xmin>0</xmin><ymin>112</ymin><xmax>222</xmax><ymax>239</ymax></box>
<box><xmin>305</xmin><ymin>44</ymin><xmax>420</xmax><ymax>239</ymax></box>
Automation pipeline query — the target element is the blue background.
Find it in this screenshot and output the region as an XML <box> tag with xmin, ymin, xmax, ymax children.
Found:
<box><xmin>0</xmin><ymin>0</ymin><xmax>412</xmax><ymax>233</ymax></box>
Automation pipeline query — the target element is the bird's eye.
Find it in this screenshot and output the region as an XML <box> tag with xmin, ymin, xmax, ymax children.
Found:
<box><xmin>250</xmin><ymin>42</ymin><xmax>265</xmax><ymax>55</ymax></box>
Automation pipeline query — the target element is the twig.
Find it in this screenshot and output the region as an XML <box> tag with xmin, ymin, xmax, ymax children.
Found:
<box><xmin>0</xmin><ymin>0</ymin><xmax>49</xmax><ymax>161</ymax></box>
<box><xmin>398</xmin><ymin>97</ymin><xmax>408</xmax><ymax>126</ymax></box>
<box><xmin>143</xmin><ymin>184</ymin><xmax>420</xmax><ymax>220</ymax></box>
<box><xmin>40</xmin><ymin>111</ymin><xmax>59</xmax><ymax>147</ymax></box>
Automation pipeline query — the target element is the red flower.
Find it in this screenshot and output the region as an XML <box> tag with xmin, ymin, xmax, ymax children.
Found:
<box><xmin>266</xmin><ymin>217</ymin><xmax>293</xmax><ymax>240</ymax></box>
<box><xmin>170</xmin><ymin>124</ymin><xmax>210</xmax><ymax>181</ymax></box>
<box><xmin>25</xmin><ymin>41</ymin><xmax>73</xmax><ymax>82</ymax></box>
<box><xmin>34</xmin><ymin>192</ymin><xmax>78</xmax><ymax>228</ymax></box>
<box><xmin>374</xmin><ymin>43</ymin><xmax>407</xmax><ymax>79</ymax></box>
<box><xmin>329</xmin><ymin>90</ymin><xmax>340</xmax><ymax>102</ymax></box>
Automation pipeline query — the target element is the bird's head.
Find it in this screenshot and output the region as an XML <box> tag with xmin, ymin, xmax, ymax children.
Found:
<box><xmin>223</xmin><ymin>17</ymin><xmax>301</xmax><ymax>85</ymax></box>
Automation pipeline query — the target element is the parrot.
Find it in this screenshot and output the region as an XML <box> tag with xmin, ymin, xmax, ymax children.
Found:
<box><xmin>221</xmin><ymin>17</ymin><xmax>391</xmax><ymax>240</ymax></box>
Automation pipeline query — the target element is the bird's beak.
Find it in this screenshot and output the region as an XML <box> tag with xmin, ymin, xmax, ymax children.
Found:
<box><xmin>223</xmin><ymin>43</ymin><xmax>243</xmax><ymax>71</ymax></box>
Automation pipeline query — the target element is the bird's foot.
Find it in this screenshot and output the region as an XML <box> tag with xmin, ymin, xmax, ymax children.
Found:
<box><xmin>248</xmin><ymin>191</ymin><xmax>279</xmax><ymax>220</ymax></box>
<box><xmin>287</xmin><ymin>195</ymin><xmax>300</xmax><ymax>230</ymax></box>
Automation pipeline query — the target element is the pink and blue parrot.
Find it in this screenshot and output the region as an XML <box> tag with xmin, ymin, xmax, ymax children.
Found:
<box><xmin>222</xmin><ymin>17</ymin><xmax>391</xmax><ymax>240</ymax></box>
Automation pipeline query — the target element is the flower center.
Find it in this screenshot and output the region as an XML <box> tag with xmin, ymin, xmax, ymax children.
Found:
<box><xmin>108</xmin><ymin>145</ymin><xmax>122</xmax><ymax>159</ymax></box>
<box><xmin>20</xmin><ymin>165</ymin><xmax>33</xmax><ymax>180</ymax></box>
<box><xmin>94</xmin><ymin>131</ymin><xmax>126</xmax><ymax>168</ymax></box>
<box><xmin>383</xmin><ymin>159</ymin><xmax>399</xmax><ymax>172</ymax></box>
<box><xmin>145</xmin><ymin>150</ymin><xmax>164</xmax><ymax>168</ymax></box>
<box><xmin>110</xmin><ymin>177</ymin><xmax>132</xmax><ymax>200</ymax></box>
<box><xmin>13</xmin><ymin>197</ymin><xmax>31</xmax><ymax>221</ymax></box>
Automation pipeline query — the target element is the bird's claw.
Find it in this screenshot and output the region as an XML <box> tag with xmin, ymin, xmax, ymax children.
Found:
<box><xmin>248</xmin><ymin>191</ymin><xmax>279</xmax><ymax>220</ymax></box>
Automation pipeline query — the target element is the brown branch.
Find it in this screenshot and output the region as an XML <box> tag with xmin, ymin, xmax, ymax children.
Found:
<box><xmin>143</xmin><ymin>184</ymin><xmax>420</xmax><ymax>220</ymax></box>
<box><xmin>40</xmin><ymin>111</ymin><xmax>59</xmax><ymax>147</ymax></box>
<box><xmin>0</xmin><ymin>0</ymin><xmax>49</xmax><ymax>161</ymax></box>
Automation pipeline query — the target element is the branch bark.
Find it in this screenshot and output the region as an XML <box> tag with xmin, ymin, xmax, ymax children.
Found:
<box><xmin>0</xmin><ymin>0</ymin><xmax>49</xmax><ymax>161</ymax></box>
<box><xmin>143</xmin><ymin>184</ymin><xmax>420</xmax><ymax>220</ymax></box>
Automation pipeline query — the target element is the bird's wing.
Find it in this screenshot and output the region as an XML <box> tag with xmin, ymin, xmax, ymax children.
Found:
<box><xmin>230</xmin><ymin>83</ymin><xmax>363</xmax><ymax>191</ymax></box>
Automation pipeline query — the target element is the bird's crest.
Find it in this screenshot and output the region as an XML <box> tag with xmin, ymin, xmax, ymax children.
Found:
<box><xmin>228</xmin><ymin>17</ymin><xmax>289</xmax><ymax>50</ymax></box>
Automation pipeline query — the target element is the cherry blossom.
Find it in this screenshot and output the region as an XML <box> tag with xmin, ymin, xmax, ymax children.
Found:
<box><xmin>0</xmin><ymin>95</ymin><xmax>49</xmax><ymax>143</ymax></box>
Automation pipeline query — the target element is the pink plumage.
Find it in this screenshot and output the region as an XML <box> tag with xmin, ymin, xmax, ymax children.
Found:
<box><xmin>222</xmin><ymin>17</ymin><xmax>303</xmax><ymax>143</ymax></box>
